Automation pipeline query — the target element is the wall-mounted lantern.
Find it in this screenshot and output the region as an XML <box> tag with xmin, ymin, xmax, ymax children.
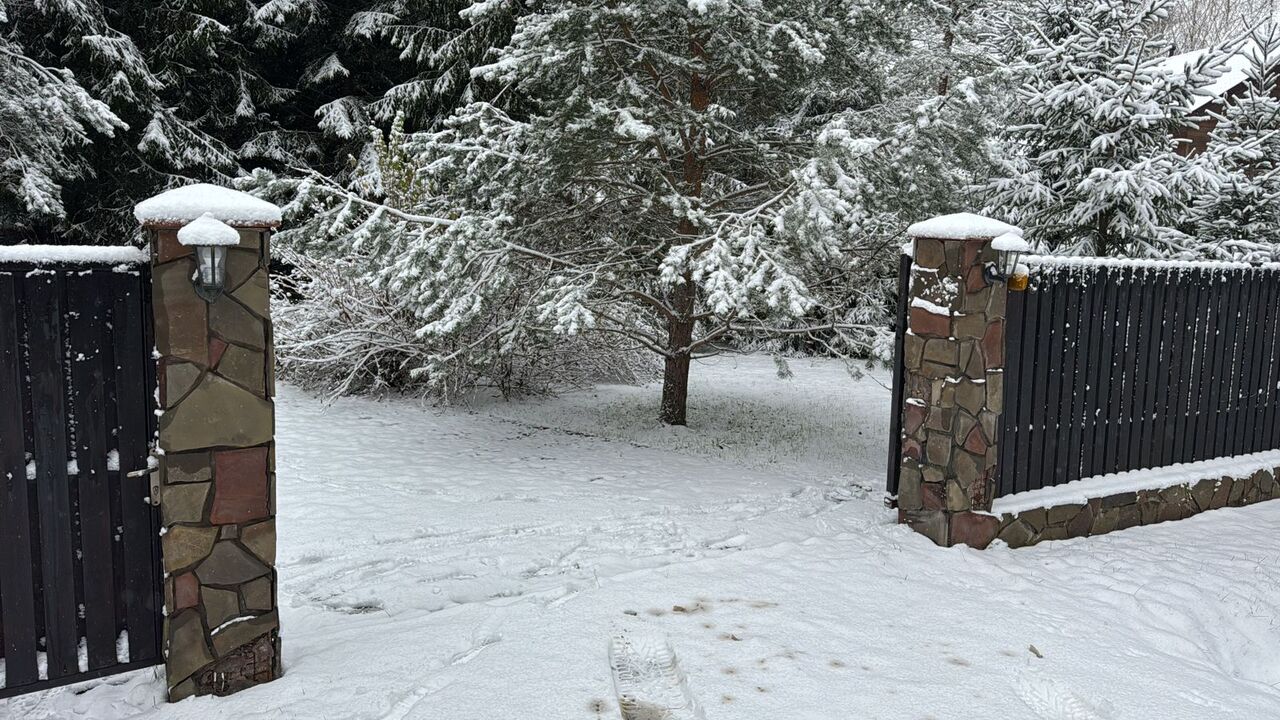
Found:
<box><xmin>177</xmin><ymin>212</ymin><xmax>240</xmax><ymax>302</ymax></box>
<box><xmin>987</xmin><ymin>231</ymin><xmax>1031</xmax><ymax>285</ymax></box>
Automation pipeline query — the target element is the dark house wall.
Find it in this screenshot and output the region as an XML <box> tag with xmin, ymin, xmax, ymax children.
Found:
<box><xmin>1176</xmin><ymin>79</ymin><xmax>1280</xmax><ymax>155</ymax></box>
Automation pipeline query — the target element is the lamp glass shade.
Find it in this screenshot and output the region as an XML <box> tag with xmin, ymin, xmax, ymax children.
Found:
<box><xmin>194</xmin><ymin>245</ymin><xmax>227</xmax><ymax>302</ymax></box>
<box><xmin>997</xmin><ymin>248</ymin><xmax>1024</xmax><ymax>279</ymax></box>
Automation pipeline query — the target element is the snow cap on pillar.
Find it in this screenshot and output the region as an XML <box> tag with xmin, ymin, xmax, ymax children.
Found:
<box><xmin>907</xmin><ymin>212</ymin><xmax>1021</xmax><ymax>241</ymax></box>
<box><xmin>991</xmin><ymin>232</ymin><xmax>1031</xmax><ymax>252</ymax></box>
<box><xmin>134</xmin><ymin>183</ymin><xmax>282</xmax><ymax>229</ymax></box>
<box><xmin>177</xmin><ymin>213</ymin><xmax>241</xmax><ymax>246</ymax></box>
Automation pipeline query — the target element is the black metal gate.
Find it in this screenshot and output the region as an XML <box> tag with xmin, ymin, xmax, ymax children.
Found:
<box><xmin>885</xmin><ymin>252</ymin><xmax>911</xmax><ymax>497</ymax></box>
<box><xmin>0</xmin><ymin>257</ymin><xmax>162</xmax><ymax>698</ymax></box>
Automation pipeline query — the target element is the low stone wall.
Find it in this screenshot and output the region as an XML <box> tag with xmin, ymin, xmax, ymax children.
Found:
<box><xmin>969</xmin><ymin>467</ymin><xmax>1280</xmax><ymax>549</ymax></box>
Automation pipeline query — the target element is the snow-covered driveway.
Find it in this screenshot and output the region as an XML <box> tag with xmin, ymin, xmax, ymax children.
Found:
<box><xmin>6</xmin><ymin>356</ymin><xmax>1280</xmax><ymax>719</ymax></box>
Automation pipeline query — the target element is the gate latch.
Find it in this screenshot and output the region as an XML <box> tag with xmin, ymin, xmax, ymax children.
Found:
<box><xmin>126</xmin><ymin>465</ymin><xmax>163</xmax><ymax>507</ymax></box>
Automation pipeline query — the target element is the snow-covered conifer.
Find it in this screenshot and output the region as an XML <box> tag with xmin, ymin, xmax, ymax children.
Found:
<box><xmin>0</xmin><ymin>21</ymin><xmax>125</xmax><ymax>235</ymax></box>
<box><xmin>1191</xmin><ymin>25</ymin><xmax>1280</xmax><ymax>262</ymax></box>
<box><xmin>983</xmin><ymin>0</ymin><xmax>1225</xmax><ymax>257</ymax></box>
<box><xmin>2</xmin><ymin>0</ymin><xmax>243</xmax><ymax>240</ymax></box>
<box><xmin>259</xmin><ymin>0</ymin><xmax>917</xmax><ymax>424</ymax></box>
<box><xmin>255</xmin><ymin>0</ymin><xmax>515</xmax><ymax>183</ymax></box>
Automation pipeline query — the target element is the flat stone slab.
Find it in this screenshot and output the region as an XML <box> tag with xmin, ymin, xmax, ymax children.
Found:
<box><xmin>211</xmin><ymin>611</ymin><xmax>279</xmax><ymax>658</ymax></box>
<box><xmin>240</xmin><ymin>519</ymin><xmax>276</xmax><ymax>566</ymax></box>
<box><xmin>161</xmin><ymin>373</ymin><xmax>272</xmax><ymax>452</ymax></box>
<box><xmin>154</xmin><ymin>260</ymin><xmax>208</xmax><ymax>366</ymax></box>
<box><xmin>164</xmin><ymin>525</ymin><xmax>218</xmax><ymax>573</ymax></box>
<box><xmin>162</xmin><ymin>481</ymin><xmax>211</xmax><ymax>525</ymax></box>
<box><xmin>168</xmin><ymin>609</ymin><xmax>214</xmax><ymax>683</ymax></box>
<box><xmin>211</xmin><ymin>447</ymin><xmax>270</xmax><ymax>524</ymax></box>
<box><xmin>196</xmin><ymin>540</ymin><xmax>270</xmax><ymax>586</ymax></box>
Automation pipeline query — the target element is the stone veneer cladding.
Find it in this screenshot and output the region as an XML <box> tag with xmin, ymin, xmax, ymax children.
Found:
<box><xmin>895</xmin><ymin>225</ymin><xmax>1280</xmax><ymax>549</ymax></box>
<box><xmin>145</xmin><ymin>218</ymin><xmax>281</xmax><ymax>701</ymax></box>
<box><xmin>989</xmin><ymin>468</ymin><xmax>1280</xmax><ymax>548</ymax></box>
<box><xmin>895</xmin><ymin>230</ymin><xmax>1009</xmax><ymax>547</ymax></box>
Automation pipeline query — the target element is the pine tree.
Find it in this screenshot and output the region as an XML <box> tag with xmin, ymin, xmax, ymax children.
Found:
<box><xmin>983</xmin><ymin>0</ymin><xmax>1224</xmax><ymax>257</ymax></box>
<box><xmin>1192</xmin><ymin>25</ymin><xmax>1280</xmax><ymax>262</ymax></box>
<box><xmin>892</xmin><ymin>0</ymin><xmax>1020</xmax><ymax>98</ymax></box>
<box><xmin>878</xmin><ymin>0</ymin><xmax>1022</xmax><ymax>221</ymax></box>
<box><xmin>259</xmin><ymin>0</ymin><xmax>916</xmax><ymax>424</ymax></box>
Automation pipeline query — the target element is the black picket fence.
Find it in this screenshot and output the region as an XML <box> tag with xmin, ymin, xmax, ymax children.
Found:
<box><xmin>0</xmin><ymin>261</ymin><xmax>163</xmax><ymax>698</ymax></box>
<box><xmin>997</xmin><ymin>259</ymin><xmax>1280</xmax><ymax>497</ymax></box>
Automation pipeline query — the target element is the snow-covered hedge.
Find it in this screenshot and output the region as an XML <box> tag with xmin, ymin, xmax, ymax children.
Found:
<box><xmin>272</xmin><ymin>250</ymin><xmax>658</xmax><ymax>400</ymax></box>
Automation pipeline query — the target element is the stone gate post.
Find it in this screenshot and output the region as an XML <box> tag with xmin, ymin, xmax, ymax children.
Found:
<box><xmin>134</xmin><ymin>185</ymin><xmax>283</xmax><ymax>700</ymax></box>
<box><xmin>895</xmin><ymin>213</ymin><xmax>1023</xmax><ymax>549</ymax></box>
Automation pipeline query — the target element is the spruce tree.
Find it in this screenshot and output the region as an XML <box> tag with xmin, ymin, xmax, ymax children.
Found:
<box><xmin>1193</xmin><ymin>25</ymin><xmax>1280</xmax><ymax>262</ymax></box>
<box><xmin>983</xmin><ymin>0</ymin><xmax>1222</xmax><ymax>257</ymax></box>
<box><xmin>128</xmin><ymin>0</ymin><xmax>296</xmax><ymax>165</ymax></box>
<box><xmin>2</xmin><ymin>0</ymin><xmax>516</xmax><ymax>241</ymax></box>
<box><xmin>3</xmin><ymin>0</ymin><xmax>243</xmax><ymax>241</ymax></box>
<box><xmin>257</xmin><ymin>0</ymin><xmax>516</xmax><ymax>180</ymax></box>
<box><xmin>0</xmin><ymin>4</ymin><xmax>125</xmax><ymax>239</ymax></box>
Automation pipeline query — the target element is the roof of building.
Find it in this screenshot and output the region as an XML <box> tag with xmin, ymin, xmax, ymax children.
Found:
<box><xmin>1157</xmin><ymin>42</ymin><xmax>1263</xmax><ymax>111</ymax></box>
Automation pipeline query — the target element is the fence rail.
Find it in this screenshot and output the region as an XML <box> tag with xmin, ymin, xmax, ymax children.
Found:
<box><xmin>997</xmin><ymin>259</ymin><xmax>1280</xmax><ymax>497</ymax></box>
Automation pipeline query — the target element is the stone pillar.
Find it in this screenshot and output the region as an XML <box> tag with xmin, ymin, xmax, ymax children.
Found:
<box><xmin>895</xmin><ymin>213</ymin><xmax>1020</xmax><ymax>549</ymax></box>
<box><xmin>136</xmin><ymin>185</ymin><xmax>282</xmax><ymax>700</ymax></box>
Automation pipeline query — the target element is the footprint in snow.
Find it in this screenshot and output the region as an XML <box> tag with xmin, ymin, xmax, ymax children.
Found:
<box><xmin>1013</xmin><ymin>668</ymin><xmax>1113</xmax><ymax>720</ymax></box>
<box><xmin>610</xmin><ymin>633</ymin><xmax>705</xmax><ymax>720</ymax></box>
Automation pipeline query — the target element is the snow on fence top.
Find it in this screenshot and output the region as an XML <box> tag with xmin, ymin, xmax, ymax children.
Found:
<box><xmin>907</xmin><ymin>212</ymin><xmax>1021</xmax><ymax>240</ymax></box>
<box><xmin>178</xmin><ymin>213</ymin><xmax>241</xmax><ymax>246</ymax></box>
<box><xmin>1023</xmin><ymin>254</ymin><xmax>1280</xmax><ymax>273</ymax></box>
<box><xmin>0</xmin><ymin>245</ymin><xmax>148</xmax><ymax>265</ymax></box>
<box><xmin>134</xmin><ymin>183</ymin><xmax>282</xmax><ymax>227</ymax></box>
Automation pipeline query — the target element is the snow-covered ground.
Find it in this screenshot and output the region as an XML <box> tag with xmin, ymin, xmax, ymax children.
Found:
<box><xmin>5</xmin><ymin>354</ymin><xmax>1280</xmax><ymax>719</ymax></box>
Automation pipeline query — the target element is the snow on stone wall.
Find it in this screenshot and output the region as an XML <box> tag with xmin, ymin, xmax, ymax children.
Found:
<box><xmin>983</xmin><ymin>459</ymin><xmax>1280</xmax><ymax>548</ymax></box>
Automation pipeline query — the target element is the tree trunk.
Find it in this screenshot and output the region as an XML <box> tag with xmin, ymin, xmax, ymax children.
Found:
<box><xmin>936</xmin><ymin>0</ymin><xmax>960</xmax><ymax>96</ymax></box>
<box><xmin>660</xmin><ymin>322</ymin><xmax>694</xmax><ymax>425</ymax></box>
<box><xmin>1095</xmin><ymin>210</ymin><xmax>1114</xmax><ymax>257</ymax></box>
<box><xmin>660</xmin><ymin>274</ymin><xmax>697</xmax><ymax>425</ymax></box>
<box><xmin>659</xmin><ymin>352</ymin><xmax>692</xmax><ymax>425</ymax></box>
<box><xmin>657</xmin><ymin>28</ymin><xmax>711</xmax><ymax>426</ymax></box>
